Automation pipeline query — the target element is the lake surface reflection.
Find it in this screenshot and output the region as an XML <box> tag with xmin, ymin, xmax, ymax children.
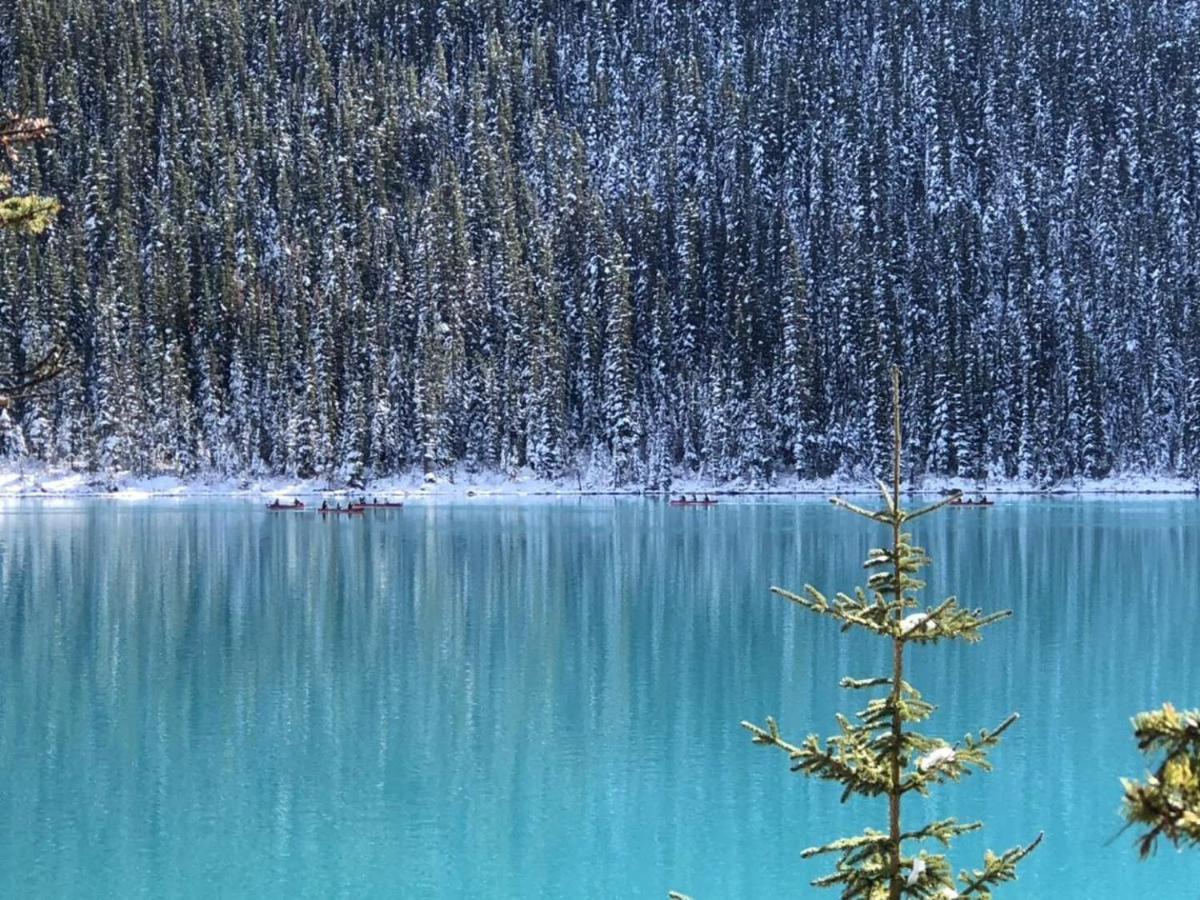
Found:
<box><xmin>0</xmin><ymin>497</ymin><xmax>1196</xmax><ymax>897</ymax></box>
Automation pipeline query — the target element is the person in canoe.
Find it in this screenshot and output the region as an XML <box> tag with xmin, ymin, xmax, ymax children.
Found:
<box><xmin>293</xmin><ymin>499</ymin><xmax>301</xmax><ymax>508</ymax></box>
<box><xmin>320</xmin><ymin>500</ymin><xmax>328</xmax><ymax>511</ymax></box>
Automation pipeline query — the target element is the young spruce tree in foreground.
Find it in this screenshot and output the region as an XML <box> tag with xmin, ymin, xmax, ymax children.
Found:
<box><xmin>675</xmin><ymin>368</ymin><xmax>1040</xmax><ymax>900</ymax></box>
<box><xmin>1121</xmin><ymin>703</ymin><xmax>1200</xmax><ymax>858</ymax></box>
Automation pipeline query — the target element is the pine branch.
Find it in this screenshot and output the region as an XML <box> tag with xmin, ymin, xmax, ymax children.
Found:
<box><xmin>857</xmin><ymin>685</ymin><xmax>936</xmax><ymax>733</ymax></box>
<box><xmin>840</xmin><ymin>676</ymin><xmax>893</xmax><ymax>691</ymax></box>
<box><xmin>955</xmin><ymin>833</ymin><xmax>1044</xmax><ymax>897</ymax></box>
<box><xmin>899</xmin><ymin>818</ymin><xmax>983</xmax><ymax>847</ymax></box>
<box><xmin>1121</xmin><ymin>704</ymin><xmax>1200</xmax><ymax>857</ymax></box>
<box><xmin>829</xmin><ymin>495</ymin><xmax>894</xmax><ymax>525</ymax></box>
<box><xmin>904</xmin><ymin>491</ymin><xmax>964</xmax><ymax>522</ymax></box>
<box><xmin>1132</xmin><ymin>703</ymin><xmax>1200</xmax><ymax>756</ymax></box>
<box><xmin>875</xmin><ymin>478</ymin><xmax>898</xmax><ymax>518</ymax></box>
<box><xmin>741</xmin><ymin>715</ymin><xmax>804</xmax><ymax>757</ymax></box>
<box><xmin>742</xmin><ymin>716</ymin><xmax>891</xmax><ymax>802</ymax></box>
<box><xmin>0</xmin><ymin>345</ymin><xmax>73</xmax><ymax>408</ymax></box>
<box><xmin>893</xmin><ymin>600</ymin><xmax>1013</xmax><ymax>645</ymax></box>
<box><xmin>802</xmin><ymin>827</ymin><xmax>891</xmax><ymax>859</ymax></box>
<box><xmin>901</xmin><ymin>714</ymin><xmax>1021</xmax><ymax>796</ymax></box>
<box><xmin>770</xmin><ymin>584</ymin><xmax>895</xmax><ymax>637</ymax></box>
<box><xmin>0</xmin><ymin>113</ymin><xmax>60</xmax><ymax>235</ymax></box>
<box><xmin>0</xmin><ymin>194</ymin><xmax>61</xmax><ymax>235</ymax></box>
<box><xmin>802</xmin><ymin>830</ymin><xmax>894</xmax><ymax>896</ymax></box>
<box><xmin>773</xmin><ymin>581</ymin><xmax>1012</xmax><ymax>646</ymax></box>
<box><xmin>0</xmin><ymin>112</ymin><xmax>54</xmax><ymax>156</ymax></box>
<box><xmin>800</xmin><ymin>822</ymin><xmax>990</xmax><ymax>897</ymax></box>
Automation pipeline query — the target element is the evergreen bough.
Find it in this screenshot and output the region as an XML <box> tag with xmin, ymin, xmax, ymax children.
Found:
<box><xmin>1121</xmin><ymin>703</ymin><xmax>1200</xmax><ymax>858</ymax></box>
<box><xmin>0</xmin><ymin>113</ymin><xmax>60</xmax><ymax>235</ymax></box>
<box><xmin>724</xmin><ymin>369</ymin><xmax>1039</xmax><ymax>899</ymax></box>
<box><xmin>0</xmin><ymin>112</ymin><xmax>67</xmax><ymax>410</ymax></box>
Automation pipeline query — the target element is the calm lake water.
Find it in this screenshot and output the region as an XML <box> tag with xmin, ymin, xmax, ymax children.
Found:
<box><xmin>0</xmin><ymin>497</ymin><xmax>1197</xmax><ymax>897</ymax></box>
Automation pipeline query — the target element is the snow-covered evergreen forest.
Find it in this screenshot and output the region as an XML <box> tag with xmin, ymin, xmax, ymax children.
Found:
<box><xmin>1</xmin><ymin>0</ymin><xmax>1199</xmax><ymax>487</ymax></box>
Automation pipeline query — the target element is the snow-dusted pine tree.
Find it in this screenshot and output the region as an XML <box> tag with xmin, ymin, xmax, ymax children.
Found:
<box><xmin>602</xmin><ymin>235</ymin><xmax>638</xmax><ymax>486</ymax></box>
<box><xmin>738</xmin><ymin>369</ymin><xmax>1040</xmax><ymax>898</ymax></box>
<box><xmin>1</xmin><ymin>1</ymin><xmax>1199</xmax><ymax>485</ymax></box>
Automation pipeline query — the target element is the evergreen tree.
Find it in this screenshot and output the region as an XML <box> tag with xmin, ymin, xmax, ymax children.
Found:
<box><xmin>1180</xmin><ymin>307</ymin><xmax>1200</xmax><ymax>485</ymax></box>
<box><xmin>737</xmin><ymin>369</ymin><xmax>1040</xmax><ymax>898</ymax></box>
<box><xmin>779</xmin><ymin>239</ymin><xmax>821</xmax><ymax>478</ymax></box>
<box><xmin>602</xmin><ymin>234</ymin><xmax>637</xmax><ymax>485</ymax></box>
<box><xmin>1</xmin><ymin>1</ymin><xmax>1198</xmax><ymax>486</ymax></box>
<box><xmin>0</xmin><ymin>405</ymin><xmax>26</xmax><ymax>458</ymax></box>
<box><xmin>1121</xmin><ymin>703</ymin><xmax>1200</xmax><ymax>859</ymax></box>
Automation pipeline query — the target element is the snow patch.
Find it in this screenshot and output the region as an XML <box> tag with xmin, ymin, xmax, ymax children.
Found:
<box><xmin>0</xmin><ymin>462</ymin><xmax>1196</xmax><ymax>499</ymax></box>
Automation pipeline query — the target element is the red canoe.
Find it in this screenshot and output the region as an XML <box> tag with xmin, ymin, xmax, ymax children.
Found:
<box><xmin>669</xmin><ymin>499</ymin><xmax>719</xmax><ymax>506</ymax></box>
<box><xmin>319</xmin><ymin>506</ymin><xmax>364</xmax><ymax>515</ymax></box>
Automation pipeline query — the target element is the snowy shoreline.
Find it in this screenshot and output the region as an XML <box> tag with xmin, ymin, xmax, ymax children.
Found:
<box><xmin>0</xmin><ymin>464</ymin><xmax>1197</xmax><ymax>500</ymax></box>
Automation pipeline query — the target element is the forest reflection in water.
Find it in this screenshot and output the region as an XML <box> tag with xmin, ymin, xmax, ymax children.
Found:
<box><xmin>0</xmin><ymin>497</ymin><xmax>1196</xmax><ymax>897</ymax></box>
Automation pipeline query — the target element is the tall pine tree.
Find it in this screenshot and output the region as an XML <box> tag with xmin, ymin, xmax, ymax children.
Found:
<box><xmin>738</xmin><ymin>369</ymin><xmax>1040</xmax><ymax>898</ymax></box>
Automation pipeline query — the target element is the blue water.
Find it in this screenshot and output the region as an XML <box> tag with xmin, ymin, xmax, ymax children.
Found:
<box><xmin>0</xmin><ymin>498</ymin><xmax>1197</xmax><ymax>897</ymax></box>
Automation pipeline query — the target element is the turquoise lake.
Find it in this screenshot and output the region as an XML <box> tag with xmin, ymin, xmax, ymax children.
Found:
<box><xmin>0</xmin><ymin>497</ymin><xmax>1197</xmax><ymax>897</ymax></box>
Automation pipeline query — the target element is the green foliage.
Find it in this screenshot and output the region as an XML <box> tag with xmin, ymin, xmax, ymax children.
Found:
<box><xmin>0</xmin><ymin>113</ymin><xmax>60</xmax><ymax>235</ymax></box>
<box><xmin>694</xmin><ymin>368</ymin><xmax>1040</xmax><ymax>900</ymax></box>
<box><xmin>0</xmin><ymin>112</ymin><xmax>66</xmax><ymax>410</ymax></box>
<box><xmin>0</xmin><ymin>184</ymin><xmax>60</xmax><ymax>235</ymax></box>
<box><xmin>1121</xmin><ymin>703</ymin><xmax>1200</xmax><ymax>858</ymax></box>
<box><xmin>3</xmin><ymin>1</ymin><xmax>1200</xmax><ymax>480</ymax></box>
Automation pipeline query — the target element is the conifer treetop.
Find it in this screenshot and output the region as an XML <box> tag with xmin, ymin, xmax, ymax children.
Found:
<box><xmin>732</xmin><ymin>367</ymin><xmax>1040</xmax><ymax>900</ymax></box>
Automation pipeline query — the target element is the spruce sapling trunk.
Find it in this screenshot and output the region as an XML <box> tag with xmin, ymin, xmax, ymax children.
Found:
<box><xmin>737</xmin><ymin>367</ymin><xmax>1040</xmax><ymax>899</ymax></box>
<box><xmin>886</xmin><ymin>365</ymin><xmax>904</xmax><ymax>896</ymax></box>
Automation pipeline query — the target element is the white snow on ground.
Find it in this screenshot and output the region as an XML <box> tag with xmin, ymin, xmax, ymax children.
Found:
<box><xmin>0</xmin><ymin>462</ymin><xmax>1196</xmax><ymax>499</ymax></box>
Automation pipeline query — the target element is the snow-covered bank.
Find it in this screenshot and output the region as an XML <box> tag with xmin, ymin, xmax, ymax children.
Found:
<box><xmin>0</xmin><ymin>463</ymin><xmax>1197</xmax><ymax>499</ymax></box>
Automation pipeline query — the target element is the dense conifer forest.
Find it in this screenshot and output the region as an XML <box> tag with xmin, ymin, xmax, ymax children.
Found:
<box><xmin>1</xmin><ymin>0</ymin><xmax>1199</xmax><ymax>486</ymax></box>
